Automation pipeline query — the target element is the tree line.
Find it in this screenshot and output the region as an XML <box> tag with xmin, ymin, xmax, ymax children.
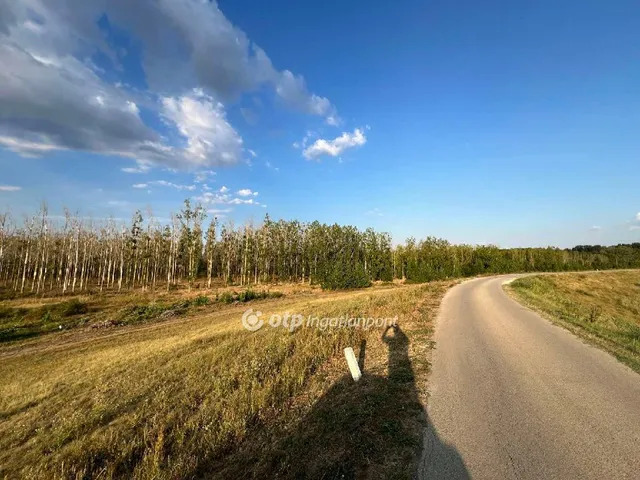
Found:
<box><xmin>1</xmin><ymin>201</ymin><xmax>639</xmax><ymax>295</ymax></box>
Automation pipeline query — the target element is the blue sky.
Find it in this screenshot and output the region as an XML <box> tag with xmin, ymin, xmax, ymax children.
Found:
<box><xmin>1</xmin><ymin>0</ymin><xmax>639</xmax><ymax>247</ymax></box>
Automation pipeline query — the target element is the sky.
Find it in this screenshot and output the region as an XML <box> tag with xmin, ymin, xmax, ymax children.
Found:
<box><xmin>0</xmin><ymin>0</ymin><xmax>639</xmax><ymax>248</ymax></box>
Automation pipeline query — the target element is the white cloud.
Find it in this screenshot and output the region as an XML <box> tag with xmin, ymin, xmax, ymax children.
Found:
<box><xmin>240</xmin><ymin>107</ymin><xmax>258</xmax><ymax>125</ymax></box>
<box><xmin>0</xmin><ymin>0</ymin><xmax>339</xmax><ymax>167</ymax></box>
<box><xmin>132</xmin><ymin>183</ymin><xmax>148</xmax><ymax>189</ymax></box>
<box><xmin>0</xmin><ymin>136</ymin><xmax>64</xmax><ymax>156</ymax></box>
<box><xmin>627</xmin><ymin>212</ymin><xmax>640</xmax><ymax>231</ymax></box>
<box><xmin>293</xmin><ymin>131</ymin><xmax>316</xmax><ymax>150</ymax></box>
<box><xmin>247</xmin><ymin>149</ymin><xmax>257</xmax><ymax>158</ymax></box>
<box><xmin>194</xmin><ymin>170</ymin><xmax>216</xmax><ymax>183</ymax></box>
<box><xmin>0</xmin><ymin>185</ymin><xmax>21</xmax><ymax>192</ymax></box>
<box><xmin>589</xmin><ymin>225</ymin><xmax>601</xmax><ymax>231</ymax></box>
<box><xmin>237</xmin><ymin>189</ymin><xmax>258</xmax><ymax>197</ymax></box>
<box><xmin>196</xmin><ymin>187</ymin><xmax>261</xmax><ymax>207</ymax></box>
<box><xmin>367</xmin><ymin>208</ymin><xmax>384</xmax><ymax>217</ymax></box>
<box><xmin>273</xmin><ymin>70</ymin><xmax>337</xmax><ymax>121</ymax></box>
<box><xmin>122</xmin><ymin>161</ymin><xmax>152</xmax><ymax>174</ymax></box>
<box><xmin>161</xmin><ymin>90</ymin><xmax>243</xmax><ymax>167</ymax></box>
<box><xmin>326</xmin><ymin>114</ymin><xmax>341</xmax><ymax>127</ymax></box>
<box><xmin>265</xmin><ymin>160</ymin><xmax>279</xmax><ymax>172</ymax></box>
<box><xmin>229</xmin><ymin>198</ymin><xmax>257</xmax><ymax>205</ymax></box>
<box><xmin>149</xmin><ymin>180</ymin><xmax>196</xmax><ymax>191</ymax></box>
<box><xmin>207</xmin><ymin>208</ymin><xmax>232</xmax><ymax>218</ymax></box>
<box><xmin>303</xmin><ymin>128</ymin><xmax>367</xmax><ymax>160</ymax></box>
<box><xmin>196</xmin><ymin>191</ymin><xmax>230</xmax><ymax>205</ymax></box>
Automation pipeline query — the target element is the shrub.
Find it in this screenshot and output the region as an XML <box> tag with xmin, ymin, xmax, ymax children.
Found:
<box><xmin>218</xmin><ymin>292</ymin><xmax>235</xmax><ymax>304</ymax></box>
<box><xmin>321</xmin><ymin>263</ymin><xmax>371</xmax><ymax>290</ymax></box>
<box><xmin>61</xmin><ymin>299</ymin><xmax>88</xmax><ymax>317</ymax></box>
<box><xmin>192</xmin><ymin>295</ymin><xmax>210</xmax><ymax>306</ymax></box>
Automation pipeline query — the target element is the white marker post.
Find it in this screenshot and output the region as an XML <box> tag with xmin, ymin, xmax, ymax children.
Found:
<box><xmin>344</xmin><ymin>347</ymin><xmax>362</xmax><ymax>382</ymax></box>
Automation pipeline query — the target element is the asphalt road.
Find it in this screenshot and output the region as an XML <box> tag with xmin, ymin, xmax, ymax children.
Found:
<box><xmin>420</xmin><ymin>274</ymin><xmax>640</xmax><ymax>479</ymax></box>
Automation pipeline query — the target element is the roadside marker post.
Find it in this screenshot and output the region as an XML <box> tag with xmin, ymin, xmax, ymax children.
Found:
<box><xmin>344</xmin><ymin>347</ymin><xmax>362</xmax><ymax>382</ymax></box>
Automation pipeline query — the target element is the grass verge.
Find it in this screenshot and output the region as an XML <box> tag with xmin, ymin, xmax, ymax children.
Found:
<box><xmin>506</xmin><ymin>271</ymin><xmax>640</xmax><ymax>372</ymax></box>
<box><xmin>0</xmin><ymin>281</ymin><xmax>454</xmax><ymax>479</ymax></box>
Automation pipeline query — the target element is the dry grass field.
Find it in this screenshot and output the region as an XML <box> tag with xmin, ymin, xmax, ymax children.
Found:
<box><xmin>0</xmin><ymin>280</ymin><xmax>455</xmax><ymax>479</ymax></box>
<box><xmin>507</xmin><ymin>271</ymin><xmax>640</xmax><ymax>372</ymax></box>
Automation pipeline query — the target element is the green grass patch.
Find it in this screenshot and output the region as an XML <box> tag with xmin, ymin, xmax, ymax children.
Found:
<box><xmin>0</xmin><ymin>300</ymin><xmax>90</xmax><ymax>342</ymax></box>
<box><xmin>0</xmin><ymin>290</ymin><xmax>286</xmax><ymax>342</ymax></box>
<box><xmin>216</xmin><ymin>289</ymin><xmax>284</xmax><ymax>304</ymax></box>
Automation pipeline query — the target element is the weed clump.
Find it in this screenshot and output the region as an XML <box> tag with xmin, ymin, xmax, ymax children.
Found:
<box><xmin>61</xmin><ymin>299</ymin><xmax>89</xmax><ymax>317</ymax></box>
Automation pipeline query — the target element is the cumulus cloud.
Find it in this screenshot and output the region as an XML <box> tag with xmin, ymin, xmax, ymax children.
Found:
<box><xmin>132</xmin><ymin>183</ymin><xmax>148</xmax><ymax>189</ymax></box>
<box><xmin>229</xmin><ymin>198</ymin><xmax>258</xmax><ymax>205</ymax></box>
<box><xmin>196</xmin><ymin>186</ymin><xmax>262</xmax><ymax>207</ymax></box>
<box><xmin>0</xmin><ymin>0</ymin><xmax>339</xmax><ymax>169</ymax></box>
<box><xmin>303</xmin><ymin>128</ymin><xmax>367</xmax><ymax>160</ymax></box>
<box><xmin>0</xmin><ymin>185</ymin><xmax>21</xmax><ymax>192</ymax></box>
<box><xmin>196</xmin><ymin>191</ymin><xmax>230</xmax><ymax>205</ymax></box>
<box><xmin>161</xmin><ymin>90</ymin><xmax>243</xmax><ymax>166</ymax></box>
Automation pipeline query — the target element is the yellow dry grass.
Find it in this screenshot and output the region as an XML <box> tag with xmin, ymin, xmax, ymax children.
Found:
<box><xmin>0</xmin><ymin>280</ymin><xmax>455</xmax><ymax>479</ymax></box>
<box><xmin>507</xmin><ymin>270</ymin><xmax>640</xmax><ymax>372</ymax></box>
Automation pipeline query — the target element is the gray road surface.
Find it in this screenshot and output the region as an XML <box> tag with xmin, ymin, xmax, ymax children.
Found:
<box><xmin>420</xmin><ymin>274</ymin><xmax>640</xmax><ymax>479</ymax></box>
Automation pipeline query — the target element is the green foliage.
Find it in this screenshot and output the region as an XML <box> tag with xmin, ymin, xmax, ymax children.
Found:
<box><xmin>217</xmin><ymin>289</ymin><xmax>283</xmax><ymax>303</ymax></box>
<box><xmin>61</xmin><ymin>299</ymin><xmax>88</xmax><ymax>317</ymax></box>
<box><xmin>2</xmin><ymin>198</ymin><xmax>639</xmax><ymax>298</ymax></box>
<box><xmin>321</xmin><ymin>263</ymin><xmax>371</xmax><ymax>290</ymax></box>
<box><xmin>192</xmin><ymin>294</ymin><xmax>210</xmax><ymax>306</ymax></box>
<box><xmin>0</xmin><ymin>301</ymin><xmax>89</xmax><ymax>342</ymax></box>
<box><xmin>218</xmin><ymin>292</ymin><xmax>235</xmax><ymax>304</ymax></box>
<box><xmin>397</xmin><ymin>240</ymin><xmax>640</xmax><ymax>283</ymax></box>
<box><xmin>120</xmin><ymin>303</ymin><xmax>168</xmax><ymax>324</ymax></box>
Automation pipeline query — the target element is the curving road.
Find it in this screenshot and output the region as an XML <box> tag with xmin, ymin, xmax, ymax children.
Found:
<box><xmin>421</xmin><ymin>274</ymin><xmax>640</xmax><ymax>479</ymax></box>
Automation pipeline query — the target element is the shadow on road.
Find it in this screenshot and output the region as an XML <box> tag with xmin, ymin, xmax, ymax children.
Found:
<box><xmin>217</xmin><ymin>325</ymin><xmax>469</xmax><ymax>479</ymax></box>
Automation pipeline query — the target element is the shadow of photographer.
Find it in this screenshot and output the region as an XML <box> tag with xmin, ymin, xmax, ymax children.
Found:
<box><xmin>240</xmin><ymin>324</ymin><xmax>469</xmax><ymax>479</ymax></box>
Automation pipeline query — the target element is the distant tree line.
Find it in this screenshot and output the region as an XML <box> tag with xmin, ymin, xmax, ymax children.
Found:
<box><xmin>0</xmin><ymin>201</ymin><xmax>639</xmax><ymax>294</ymax></box>
<box><xmin>395</xmin><ymin>237</ymin><xmax>640</xmax><ymax>282</ymax></box>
